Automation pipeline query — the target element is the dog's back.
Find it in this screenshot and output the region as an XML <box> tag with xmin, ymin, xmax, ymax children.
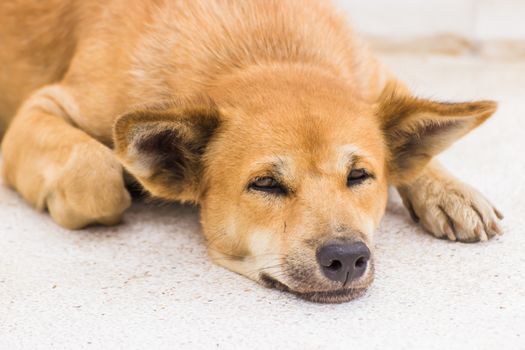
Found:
<box><xmin>0</xmin><ymin>0</ymin><xmax>81</xmax><ymax>133</ymax></box>
<box><xmin>124</xmin><ymin>0</ymin><xmax>388</xmax><ymax>109</ymax></box>
<box><xmin>0</xmin><ymin>0</ymin><xmax>388</xmax><ymax>137</ymax></box>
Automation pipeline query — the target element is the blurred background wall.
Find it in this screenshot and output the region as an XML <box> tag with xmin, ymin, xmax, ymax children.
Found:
<box><xmin>333</xmin><ymin>0</ymin><xmax>525</xmax><ymax>59</ymax></box>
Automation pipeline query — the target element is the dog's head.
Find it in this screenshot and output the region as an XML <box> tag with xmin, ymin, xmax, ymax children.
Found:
<box><xmin>114</xmin><ymin>66</ymin><xmax>496</xmax><ymax>303</ymax></box>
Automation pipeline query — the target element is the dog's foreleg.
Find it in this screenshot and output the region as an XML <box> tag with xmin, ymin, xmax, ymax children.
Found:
<box><xmin>1</xmin><ymin>85</ymin><xmax>131</xmax><ymax>229</ymax></box>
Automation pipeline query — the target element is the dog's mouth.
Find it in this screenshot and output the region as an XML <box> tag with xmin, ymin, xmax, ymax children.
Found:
<box><xmin>259</xmin><ymin>273</ymin><xmax>369</xmax><ymax>303</ymax></box>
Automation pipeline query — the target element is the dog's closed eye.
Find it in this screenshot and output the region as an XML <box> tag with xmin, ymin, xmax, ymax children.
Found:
<box><xmin>347</xmin><ymin>168</ymin><xmax>373</xmax><ymax>187</ymax></box>
<box><xmin>248</xmin><ymin>176</ymin><xmax>288</xmax><ymax>195</ymax></box>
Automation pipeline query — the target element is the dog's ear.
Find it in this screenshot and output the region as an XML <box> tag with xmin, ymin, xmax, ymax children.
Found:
<box><xmin>113</xmin><ymin>95</ymin><xmax>221</xmax><ymax>202</ymax></box>
<box><xmin>378</xmin><ymin>84</ymin><xmax>497</xmax><ymax>185</ymax></box>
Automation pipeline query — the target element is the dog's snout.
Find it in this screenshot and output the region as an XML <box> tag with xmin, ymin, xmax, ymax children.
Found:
<box><xmin>316</xmin><ymin>241</ymin><xmax>370</xmax><ymax>284</ymax></box>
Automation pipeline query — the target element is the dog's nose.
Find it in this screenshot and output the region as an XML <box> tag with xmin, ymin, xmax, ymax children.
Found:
<box><xmin>316</xmin><ymin>241</ymin><xmax>370</xmax><ymax>284</ymax></box>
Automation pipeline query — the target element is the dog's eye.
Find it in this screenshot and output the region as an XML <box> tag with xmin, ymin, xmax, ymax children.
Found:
<box><xmin>249</xmin><ymin>176</ymin><xmax>287</xmax><ymax>195</ymax></box>
<box><xmin>347</xmin><ymin>168</ymin><xmax>372</xmax><ymax>187</ymax></box>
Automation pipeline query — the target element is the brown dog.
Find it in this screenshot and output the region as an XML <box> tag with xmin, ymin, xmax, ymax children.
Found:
<box><xmin>0</xmin><ymin>0</ymin><xmax>503</xmax><ymax>303</ymax></box>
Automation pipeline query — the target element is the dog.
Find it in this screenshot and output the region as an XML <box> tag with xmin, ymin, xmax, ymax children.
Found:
<box><xmin>0</xmin><ymin>0</ymin><xmax>503</xmax><ymax>303</ymax></box>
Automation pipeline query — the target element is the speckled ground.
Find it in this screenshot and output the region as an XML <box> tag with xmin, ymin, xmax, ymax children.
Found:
<box><xmin>1</xmin><ymin>55</ymin><xmax>524</xmax><ymax>350</ymax></box>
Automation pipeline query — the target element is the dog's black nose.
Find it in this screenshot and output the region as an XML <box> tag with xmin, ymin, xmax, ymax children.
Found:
<box><xmin>316</xmin><ymin>241</ymin><xmax>370</xmax><ymax>284</ymax></box>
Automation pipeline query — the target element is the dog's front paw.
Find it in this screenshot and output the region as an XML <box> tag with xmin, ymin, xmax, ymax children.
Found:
<box><xmin>398</xmin><ymin>172</ymin><xmax>503</xmax><ymax>243</ymax></box>
<box><xmin>45</xmin><ymin>142</ymin><xmax>132</xmax><ymax>229</ymax></box>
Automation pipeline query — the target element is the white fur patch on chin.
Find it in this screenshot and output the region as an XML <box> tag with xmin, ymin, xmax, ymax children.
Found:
<box><xmin>247</xmin><ymin>229</ymin><xmax>284</xmax><ymax>274</ymax></box>
<box><xmin>209</xmin><ymin>229</ymin><xmax>284</xmax><ymax>283</ymax></box>
<box><xmin>248</xmin><ymin>229</ymin><xmax>275</xmax><ymax>255</ymax></box>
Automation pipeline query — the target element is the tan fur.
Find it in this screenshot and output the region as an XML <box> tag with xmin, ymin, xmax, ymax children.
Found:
<box><xmin>0</xmin><ymin>0</ymin><xmax>502</xmax><ymax>303</ymax></box>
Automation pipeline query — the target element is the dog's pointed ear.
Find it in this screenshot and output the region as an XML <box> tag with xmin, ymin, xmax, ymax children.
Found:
<box><xmin>113</xmin><ymin>95</ymin><xmax>221</xmax><ymax>202</ymax></box>
<box><xmin>378</xmin><ymin>83</ymin><xmax>497</xmax><ymax>185</ymax></box>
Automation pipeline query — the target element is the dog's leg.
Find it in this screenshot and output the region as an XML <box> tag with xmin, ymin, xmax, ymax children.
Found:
<box><xmin>1</xmin><ymin>85</ymin><xmax>131</xmax><ymax>229</ymax></box>
<box><xmin>397</xmin><ymin>160</ymin><xmax>503</xmax><ymax>242</ymax></box>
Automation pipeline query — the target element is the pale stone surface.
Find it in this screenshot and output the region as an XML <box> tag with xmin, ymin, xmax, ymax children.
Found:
<box><xmin>1</xmin><ymin>55</ymin><xmax>524</xmax><ymax>349</ymax></box>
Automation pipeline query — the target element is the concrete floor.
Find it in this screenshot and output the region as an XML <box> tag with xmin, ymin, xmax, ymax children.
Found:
<box><xmin>1</xmin><ymin>55</ymin><xmax>524</xmax><ymax>349</ymax></box>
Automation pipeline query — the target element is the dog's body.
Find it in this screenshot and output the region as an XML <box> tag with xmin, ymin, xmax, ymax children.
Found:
<box><xmin>0</xmin><ymin>0</ymin><xmax>502</xmax><ymax>302</ymax></box>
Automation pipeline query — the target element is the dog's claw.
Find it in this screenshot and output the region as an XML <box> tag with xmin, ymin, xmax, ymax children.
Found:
<box><xmin>443</xmin><ymin>224</ymin><xmax>456</xmax><ymax>241</ymax></box>
<box><xmin>476</xmin><ymin>225</ymin><xmax>488</xmax><ymax>242</ymax></box>
<box><xmin>490</xmin><ymin>221</ymin><xmax>503</xmax><ymax>235</ymax></box>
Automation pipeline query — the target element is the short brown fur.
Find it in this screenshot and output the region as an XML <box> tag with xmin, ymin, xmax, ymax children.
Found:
<box><xmin>0</xmin><ymin>0</ymin><xmax>502</xmax><ymax>303</ymax></box>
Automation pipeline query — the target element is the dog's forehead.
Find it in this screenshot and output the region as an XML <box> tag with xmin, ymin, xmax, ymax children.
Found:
<box><xmin>247</xmin><ymin>143</ymin><xmax>374</xmax><ymax>176</ymax></box>
<box><xmin>215</xmin><ymin>94</ymin><xmax>385</xmax><ymax>176</ymax></box>
<box><xmin>232</xmin><ymin>108</ymin><xmax>376</xmax><ymax>148</ymax></box>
